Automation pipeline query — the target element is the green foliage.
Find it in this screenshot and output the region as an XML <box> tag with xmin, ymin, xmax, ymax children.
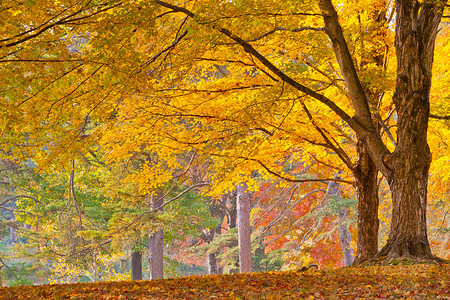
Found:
<box><xmin>1</xmin><ymin>261</ymin><xmax>49</xmax><ymax>287</ymax></box>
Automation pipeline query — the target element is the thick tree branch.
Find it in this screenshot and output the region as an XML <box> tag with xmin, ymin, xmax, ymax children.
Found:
<box><xmin>153</xmin><ymin>0</ymin><xmax>360</xmax><ymax>133</ymax></box>
<box><xmin>318</xmin><ymin>0</ymin><xmax>392</xmax><ymax>177</ymax></box>
<box><xmin>318</xmin><ymin>0</ymin><xmax>373</xmax><ymax>129</ymax></box>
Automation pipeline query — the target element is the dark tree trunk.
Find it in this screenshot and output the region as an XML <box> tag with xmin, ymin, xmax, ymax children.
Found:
<box><xmin>353</xmin><ymin>141</ymin><xmax>379</xmax><ymax>263</ymax></box>
<box><xmin>228</xmin><ymin>193</ymin><xmax>237</xmax><ymax>229</ymax></box>
<box><xmin>378</xmin><ymin>0</ymin><xmax>444</xmax><ymax>260</ymax></box>
<box><xmin>131</xmin><ymin>251</ymin><xmax>143</xmax><ymax>280</ymax></box>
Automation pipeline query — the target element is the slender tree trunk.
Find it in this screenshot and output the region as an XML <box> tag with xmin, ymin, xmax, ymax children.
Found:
<box><xmin>205</xmin><ymin>199</ymin><xmax>225</xmax><ymax>275</ymax></box>
<box><xmin>351</xmin><ymin>6</ymin><xmax>388</xmax><ymax>264</ymax></box>
<box><xmin>378</xmin><ymin>0</ymin><xmax>444</xmax><ymax>260</ymax></box>
<box><xmin>131</xmin><ymin>251</ymin><xmax>143</xmax><ymax>280</ymax></box>
<box><xmin>149</xmin><ymin>195</ymin><xmax>164</xmax><ymax>279</ymax></box>
<box><xmin>7</xmin><ymin>215</ymin><xmax>15</xmax><ymax>246</ymax></box>
<box><xmin>328</xmin><ymin>177</ymin><xmax>354</xmax><ymax>266</ymax></box>
<box><xmin>207</xmin><ymin>253</ymin><xmax>219</xmax><ymax>275</ymax></box>
<box><xmin>226</xmin><ymin>192</ymin><xmax>239</xmax><ymax>274</ymax></box>
<box><xmin>236</xmin><ymin>183</ymin><xmax>252</xmax><ymax>273</ymax></box>
<box><xmin>353</xmin><ymin>141</ymin><xmax>379</xmax><ymax>263</ymax></box>
<box><xmin>338</xmin><ymin>218</ymin><xmax>354</xmax><ymax>266</ymax></box>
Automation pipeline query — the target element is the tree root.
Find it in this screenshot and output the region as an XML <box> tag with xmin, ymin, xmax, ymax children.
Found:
<box><xmin>356</xmin><ymin>254</ymin><xmax>449</xmax><ymax>266</ymax></box>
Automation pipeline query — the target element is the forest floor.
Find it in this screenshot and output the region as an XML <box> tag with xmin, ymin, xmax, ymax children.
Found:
<box><xmin>0</xmin><ymin>264</ymin><xmax>449</xmax><ymax>299</ymax></box>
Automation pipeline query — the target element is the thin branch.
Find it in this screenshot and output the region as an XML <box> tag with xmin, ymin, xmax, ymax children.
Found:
<box><xmin>430</xmin><ymin>113</ymin><xmax>450</xmax><ymax>120</ymax></box>
<box><xmin>264</xmin><ymin>188</ymin><xmax>326</xmax><ymax>232</ymax></box>
<box><xmin>254</xmin><ymin>158</ymin><xmax>352</xmax><ymax>185</ymax></box>
<box><xmin>0</xmin><ymin>195</ymin><xmax>44</xmax><ymax>207</ymax></box>
<box><xmin>245</xmin><ymin>27</ymin><xmax>324</xmax><ymax>43</ymax></box>
<box><xmin>2</xmin><ymin>2</ymin><xmax>123</xmax><ymax>48</ymax></box>
<box><xmin>0</xmin><ymin>258</ymin><xmax>20</xmax><ymax>280</ymax></box>
<box><xmin>300</xmin><ymin>101</ymin><xmax>353</xmax><ymax>169</ymax></box>
<box><xmin>110</xmin><ymin>182</ymin><xmax>211</xmax><ymax>234</ymax></box>
<box><xmin>133</xmin><ymin>30</ymin><xmax>188</xmax><ymax>75</ymax></box>
<box><xmin>173</xmin><ymin>150</ymin><xmax>197</xmax><ymax>179</ymax></box>
<box><xmin>134</xmin><ymin>239</ymin><xmax>150</xmax><ymax>249</ymax></box>
<box><xmin>70</xmin><ymin>160</ymin><xmax>83</xmax><ymax>230</ymax></box>
<box><xmin>430</xmin><ymin>209</ymin><xmax>449</xmax><ymax>239</ymax></box>
<box><xmin>375</xmin><ymin>112</ymin><xmax>397</xmax><ymax>147</ymax></box>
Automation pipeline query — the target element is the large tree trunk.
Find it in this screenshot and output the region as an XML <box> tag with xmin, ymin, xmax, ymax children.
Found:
<box><xmin>236</xmin><ymin>183</ymin><xmax>252</xmax><ymax>273</ymax></box>
<box><xmin>353</xmin><ymin>141</ymin><xmax>379</xmax><ymax>263</ymax></box>
<box><xmin>378</xmin><ymin>0</ymin><xmax>444</xmax><ymax>260</ymax></box>
<box><xmin>131</xmin><ymin>251</ymin><xmax>143</xmax><ymax>280</ymax></box>
<box><xmin>149</xmin><ymin>195</ymin><xmax>164</xmax><ymax>279</ymax></box>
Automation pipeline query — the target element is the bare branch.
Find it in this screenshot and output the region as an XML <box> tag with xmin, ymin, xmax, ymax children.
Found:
<box><xmin>263</xmin><ymin>188</ymin><xmax>326</xmax><ymax>231</ymax></box>
<box><xmin>70</xmin><ymin>160</ymin><xmax>83</xmax><ymax>230</ymax></box>
<box><xmin>2</xmin><ymin>2</ymin><xmax>123</xmax><ymax>48</ymax></box>
<box><xmin>246</xmin><ymin>27</ymin><xmax>324</xmax><ymax>43</ymax></box>
<box><xmin>375</xmin><ymin>112</ymin><xmax>397</xmax><ymax>147</ymax></box>
<box><xmin>0</xmin><ymin>195</ymin><xmax>44</xmax><ymax>207</ymax></box>
<box><xmin>301</xmin><ymin>102</ymin><xmax>353</xmax><ymax>169</ymax></box>
<box><xmin>254</xmin><ymin>158</ymin><xmax>353</xmax><ymax>185</ymax></box>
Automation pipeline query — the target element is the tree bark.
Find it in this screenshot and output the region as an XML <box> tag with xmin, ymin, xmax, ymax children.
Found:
<box><xmin>149</xmin><ymin>195</ymin><xmax>164</xmax><ymax>279</ymax></box>
<box><xmin>131</xmin><ymin>251</ymin><xmax>143</xmax><ymax>280</ymax></box>
<box><xmin>207</xmin><ymin>253</ymin><xmax>219</xmax><ymax>275</ymax></box>
<box><xmin>378</xmin><ymin>0</ymin><xmax>444</xmax><ymax>260</ymax></box>
<box><xmin>236</xmin><ymin>183</ymin><xmax>252</xmax><ymax>273</ymax></box>
<box><xmin>353</xmin><ymin>140</ymin><xmax>379</xmax><ymax>263</ymax></box>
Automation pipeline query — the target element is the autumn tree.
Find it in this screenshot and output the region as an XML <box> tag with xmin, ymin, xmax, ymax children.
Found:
<box><xmin>1</xmin><ymin>0</ymin><xmax>449</xmax><ymax>264</ymax></box>
<box><xmin>142</xmin><ymin>0</ymin><xmax>447</xmax><ymax>261</ymax></box>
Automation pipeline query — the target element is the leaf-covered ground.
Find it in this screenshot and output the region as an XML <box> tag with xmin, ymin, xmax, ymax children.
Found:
<box><xmin>1</xmin><ymin>264</ymin><xmax>449</xmax><ymax>299</ymax></box>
